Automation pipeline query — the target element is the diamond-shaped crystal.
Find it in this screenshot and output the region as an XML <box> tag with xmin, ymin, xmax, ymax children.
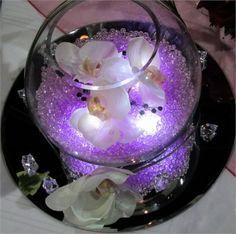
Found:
<box><xmin>17</xmin><ymin>88</ymin><xmax>27</xmax><ymax>105</ymax></box>
<box><xmin>42</xmin><ymin>177</ymin><xmax>59</xmax><ymax>194</ymax></box>
<box><xmin>154</xmin><ymin>174</ymin><xmax>169</xmax><ymax>192</ymax></box>
<box><xmin>198</xmin><ymin>50</ymin><xmax>207</xmax><ymax>71</ymax></box>
<box><xmin>200</xmin><ymin>123</ymin><xmax>218</xmax><ymax>142</ymax></box>
<box><xmin>21</xmin><ymin>154</ymin><xmax>39</xmax><ymax>176</ymax></box>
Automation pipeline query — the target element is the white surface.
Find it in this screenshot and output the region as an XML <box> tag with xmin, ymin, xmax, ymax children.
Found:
<box><xmin>1</xmin><ymin>1</ymin><xmax>235</xmax><ymax>234</ymax></box>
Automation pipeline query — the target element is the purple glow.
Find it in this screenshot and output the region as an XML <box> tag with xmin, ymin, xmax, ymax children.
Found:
<box><xmin>61</xmin><ymin>132</ymin><xmax>194</xmax><ymax>195</ymax></box>
<box><xmin>36</xmin><ymin>29</ymin><xmax>195</xmax><ymax>165</ymax></box>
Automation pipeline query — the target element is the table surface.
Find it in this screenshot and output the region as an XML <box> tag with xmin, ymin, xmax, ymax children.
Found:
<box><xmin>1</xmin><ymin>1</ymin><xmax>235</xmax><ymax>234</ymax></box>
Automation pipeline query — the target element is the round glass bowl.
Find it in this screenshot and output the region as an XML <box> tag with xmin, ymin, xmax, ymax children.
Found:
<box><xmin>25</xmin><ymin>0</ymin><xmax>201</xmax><ymax>167</ymax></box>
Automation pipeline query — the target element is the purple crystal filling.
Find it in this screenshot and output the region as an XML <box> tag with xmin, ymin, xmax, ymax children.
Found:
<box><xmin>36</xmin><ymin>29</ymin><xmax>195</xmax><ymax>165</ymax></box>
<box><xmin>61</xmin><ymin>132</ymin><xmax>194</xmax><ymax>196</ymax></box>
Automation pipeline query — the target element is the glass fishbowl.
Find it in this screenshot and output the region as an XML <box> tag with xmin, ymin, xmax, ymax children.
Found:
<box><xmin>24</xmin><ymin>0</ymin><xmax>201</xmax><ymax>226</ymax></box>
<box><xmin>25</xmin><ymin>0</ymin><xmax>201</xmax><ymax>164</ymax></box>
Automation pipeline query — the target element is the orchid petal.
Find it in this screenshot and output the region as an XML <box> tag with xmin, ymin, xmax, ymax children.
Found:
<box><xmin>100</xmin><ymin>204</ymin><xmax>123</xmax><ymax>226</ymax></box>
<box><xmin>116</xmin><ymin>118</ymin><xmax>142</xmax><ymax>143</ymax></box>
<box><xmin>76</xmin><ymin>112</ymin><xmax>103</xmax><ymax>135</ymax></box>
<box><xmin>45</xmin><ymin>180</ymin><xmax>82</xmax><ymax>211</ymax></box>
<box><xmin>71</xmin><ymin>108</ymin><xmax>120</xmax><ymax>149</ymax></box>
<box><xmin>70</xmin><ymin>108</ymin><xmax>88</xmax><ymax>130</ymax></box>
<box><xmin>63</xmin><ymin>207</ymin><xmax>83</xmax><ymax>227</ymax></box>
<box><xmin>55</xmin><ymin>42</ymin><xmax>81</xmax><ymax>75</ymax></box>
<box><xmin>69</xmin><ymin>193</ymin><xmax>116</xmax><ymax>226</ymax></box>
<box><xmin>77</xmin><ymin>113</ymin><xmax>103</xmax><ymax>139</ymax></box>
<box><xmin>139</xmin><ymin>81</ymin><xmax>165</xmax><ymax>107</ymax></box>
<box><xmin>46</xmin><ymin>167</ymin><xmax>138</xmax><ymax>228</ymax></box>
<box><xmin>127</xmin><ymin>37</ymin><xmax>160</xmax><ymax>70</ymax></box>
<box><xmin>75</xmin><ymin>112</ymin><xmax>119</xmax><ymax>149</ymax></box>
<box><xmin>91</xmin><ymin>88</ymin><xmax>131</xmax><ymax>120</ymax></box>
<box><xmin>79</xmin><ymin>40</ymin><xmax>118</xmax><ymax>63</ymax></box>
<box><xmin>93</xmin><ymin>120</ymin><xmax>120</xmax><ymax>149</ymax></box>
<box><xmin>116</xmin><ymin>190</ymin><xmax>136</xmax><ymax>217</ymax></box>
<box><xmin>100</xmin><ymin>57</ymin><xmax>134</xmax><ymax>84</ymax></box>
<box><xmin>98</xmin><ymin>190</ymin><xmax>137</xmax><ymax>226</ymax></box>
<box><xmin>64</xmin><ymin>207</ymin><xmax>105</xmax><ymax>229</ymax></box>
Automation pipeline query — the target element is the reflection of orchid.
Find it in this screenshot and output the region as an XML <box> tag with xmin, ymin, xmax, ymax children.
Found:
<box><xmin>70</xmin><ymin>87</ymin><xmax>141</xmax><ymax>149</ymax></box>
<box><xmin>45</xmin><ymin>167</ymin><xmax>139</xmax><ymax>229</ymax></box>
<box><xmin>127</xmin><ymin>37</ymin><xmax>166</xmax><ymax>107</ymax></box>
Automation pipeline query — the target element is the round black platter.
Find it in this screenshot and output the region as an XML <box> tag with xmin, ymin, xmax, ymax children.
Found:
<box><xmin>1</xmin><ymin>51</ymin><xmax>235</xmax><ymax>231</ymax></box>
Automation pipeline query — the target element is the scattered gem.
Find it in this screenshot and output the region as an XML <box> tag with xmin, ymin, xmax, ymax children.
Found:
<box><xmin>154</xmin><ymin>174</ymin><xmax>169</xmax><ymax>192</ymax></box>
<box><xmin>17</xmin><ymin>89</ymin><xmax>27</xmax><ymax>105</ymax></box>
<box><xmin>139</xmin><ymin>110</ymin><xmax>145</xmax><ymax>115</ymax></box>
<box><xmin>122</xmin><ymin>51</ymin><xmax>126</xmax><ymax>56</ymax></box>
<box><xmin>158</xmin><ymin>106</ymin><xmax>163</xmax><ymax>111</ymax></box>
<box><xmin>143</xmin><ymin>103</ymin><xmax>149</xmax><ymax>109</ymax></box>
<box><xmin>151</xmin><ymin>108</ymin><xmax>157</xmax><ymax>113</ymax></box>
<box><xmin>216</xmin><ymin>97</ymin><xmax>224</xmax><ymax>103</ymax></box>
<box><xmin>21</xmin><ymin>154</ymin><xmax>39</xmax><ymax>176</ymax></box>
<box><xmin>198</xmin><ymin>50</ymin><xmax>207</xmax><ymax>71</ymax></box>
<box><xmin>42</xmin><ymin>176</ymin><xmax>59</xmax><ymax>194</ymax></box>
<box><xmin>200</xmin><ymin>123</ymin><xmax>218</xmax><ymax>142</ymax></box>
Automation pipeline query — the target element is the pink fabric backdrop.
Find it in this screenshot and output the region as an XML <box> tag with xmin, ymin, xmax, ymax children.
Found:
<box><xmin>28</xmin><ymin>0</ymin><xmax>235</xmax><ymax>176</ymax></box>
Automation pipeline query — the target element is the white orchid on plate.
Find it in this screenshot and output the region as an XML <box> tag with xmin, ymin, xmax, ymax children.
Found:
<box><xmin>45</xmin><ymin>167</ymin><xmax>139</xmax><ymax>230</ymax></box>
<box><xmin>70</xmin><ymin>87</ymin><xmax>141</xmax><ymax>149</ymax></box>
<box><xmin>55</xmin><ymin>37</ymin><xmax>166</xmax><ymax>149</ymax></box>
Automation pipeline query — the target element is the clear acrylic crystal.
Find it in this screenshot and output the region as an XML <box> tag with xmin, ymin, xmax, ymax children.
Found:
<box><xmin>200</xmin><ymin>123</ymin><xmax>218</xmax><ymax>142</ymax></box>
<box><xmin>17</xmin><ymin>88</ymin><xmax>27</xmax><ymax>105</ymax></box>
<box><xmin>21</xmin><ymin>154</ymin><xmax>39</xmax><ymax>176</ymax></box>
<box><xmin>198</xmin><ymin>50</ymin><xmax>207</xmax><ymax>71</ymax></box>
<box><xmin>154</xmin><ymin>174</ymin><xmax>169</xmax><ymax>192</ymax></box>
<box><xmin>42</xmin><ymin>176</ymin><xmax>59</xmax><ymax>194</ymax></box>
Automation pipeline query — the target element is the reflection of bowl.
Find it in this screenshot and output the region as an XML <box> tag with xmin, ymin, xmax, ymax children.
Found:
<box><xmin>25</xmin><ymin>0</ymin><xmax>201</xmax><ymax>166</ymax></box>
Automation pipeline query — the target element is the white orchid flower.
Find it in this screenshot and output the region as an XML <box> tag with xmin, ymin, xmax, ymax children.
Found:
<box><xmin>127</xmin><ymin>37</ymin><xmax>166</xmax><ymax>107</ymax></box>
<box><xmin>45</xmin><ymin>167</ymin><xmax>139</xmax><ymax>229</ymax></box>
<box><xmin>55</xmin><ymin>40</ymin><xmax>132</xmax><ymax>84</ymax></box>
<box><xmin>70</xmin><ymin>87</ymin><xmax>141</xmax><ymax>149</ymax></box>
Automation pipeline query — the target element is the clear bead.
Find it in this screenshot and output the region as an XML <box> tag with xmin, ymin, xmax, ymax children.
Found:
<box><xmin>200</xmin><ymin>123</ymin><xmax>218</xmax><ymax>142</ymax></box>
